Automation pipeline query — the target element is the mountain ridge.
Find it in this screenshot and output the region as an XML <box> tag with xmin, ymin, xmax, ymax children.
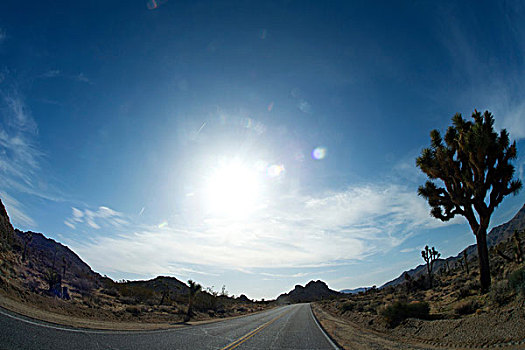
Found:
<box><xmin>381</xmin><ymin>203</ymin><xmax>525</xmax><ymax>289</ymax></box>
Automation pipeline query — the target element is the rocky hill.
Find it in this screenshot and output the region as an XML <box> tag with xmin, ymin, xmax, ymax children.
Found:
<box><xmin>0</xmin><ymin>199</ymin><xmax>14</xmax><ymax>249</ymax></box>
<box><xmin>124</xmin><ymin>276</ymin><xmax>189</xmax><ymax>295</ymax></box>
<box><xmin>14</xmin><ymin>229</ymin><xmax>100</xmax><ymax>279</ymax></box>
<box><xmin>340</xmin><ymin>287</ymin><xmax>369</xmax><ymax>294</ymax></box>
<box><xmin>0</xmin><ymin>197</ymin><xmax>269</xmax><ymax>326</ymax></box>
<box><xmin>382</xmin><ymin>203</ymin><xmax>525</xmax><ymax>289</ymax></box>
<box><xmin>276</xmin><ymin>280</ymin><xmax>340</xmax><ymax>304</ymax></box>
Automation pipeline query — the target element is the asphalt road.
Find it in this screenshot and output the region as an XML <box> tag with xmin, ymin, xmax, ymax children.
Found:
<box><xmin>0</xmin><ymin>303</ymin><xmax>339</xmax><ymax>350</ymax></box>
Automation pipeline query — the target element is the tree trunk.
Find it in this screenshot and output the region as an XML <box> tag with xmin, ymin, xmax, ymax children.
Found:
<box><xmin>475</xmin><ymin>227</ymin><xmax>491</xmax><ymax>293</ymax></box>
<box><xmin>426</xmin><ymin>262</ymin><xmax>432</xmax><ymax>288</ymax></box>
<box><xmin>185</xmin><ymin>296</ymin><xmax>193</xmax><ymax>322</ymax></box>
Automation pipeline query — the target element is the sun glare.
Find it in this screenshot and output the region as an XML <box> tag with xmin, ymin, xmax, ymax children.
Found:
<box><xmin>205</xmin><ymin>159</ymin><xmax>261</xmax><ymax>218</ymax></box>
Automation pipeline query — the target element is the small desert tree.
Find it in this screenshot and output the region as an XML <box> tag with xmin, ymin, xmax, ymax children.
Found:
<box><xmin>416</xmin><ymin>110</ymin><xmax>522</xmax><ymax>292</ymax></box>
<box><xmin>421</xmin><ymin>245</ymin><xmax>440</xmax><ymax>287</ymax></box>
<box><xmin>21</xmin><ymin>232</ymin><xmax>33</xmax><ymax>262</ymax></box>
<box><xmin>463</xmin><ymin>250</ymin><xmax>470</xmax><ymax>275</ymax></box>
<box><xmin>185</xmin><ymin>279</ymin><xmax>202</xmax><ymax>322</ymax></box>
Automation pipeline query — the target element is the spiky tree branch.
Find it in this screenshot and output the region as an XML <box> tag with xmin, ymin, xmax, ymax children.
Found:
<box><xmin>416</xmin><ymin>110</ymin><xmax>522</xmax><ymax>292</ymax></box>
<box><xmin>421</xmin><ymin>245</ymin><xmax>440</xmax><ymax>287</ymax></box>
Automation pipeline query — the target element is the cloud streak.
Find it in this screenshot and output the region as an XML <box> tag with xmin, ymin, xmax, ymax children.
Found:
<box><xmin>69</xmin><ymin>183</ymin><xmax>456</xmax><ymax>278</ymax></box>
<box><xmin>0</xmin><ymin>191</ymin><xmax>35</xmax><ymax>227</ymax></box>
<box><xmin>64</xmin><ymin>206</ymin><xmax>128</xmax><ymax>230</ymax></box>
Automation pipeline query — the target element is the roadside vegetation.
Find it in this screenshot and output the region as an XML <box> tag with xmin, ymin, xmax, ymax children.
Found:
<box><xmin>0</xmin><ymin>203</ymin><xmax>271</xmax><ymax>326</ymax></box>
<box><xmin>315</xmin><ymin>111</ymin><xmax>525</xmax><ymax>348</ymax></box>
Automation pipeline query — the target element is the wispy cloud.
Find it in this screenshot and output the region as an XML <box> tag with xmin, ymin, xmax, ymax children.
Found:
<box><xmin>64</xmin><ymin>206</ymin><xmax>128</xmax><ymax>230</ymax></box>
<box><xmin>75</xmin><ymin>73</ymin><xmax>92</xmax><ymax>84</ymax></box>
<box><xmin>400</xmin><ymin>247</ymin><xmax>419</xmax><ymax>254</ymax></box>
<box><xmin>38</xmin><ymin>70</ymin><xmax>93</xmax><ymax>85</ymax></box>
<box><xmin>0</xmin><ymin>191</ymin><xmax>36</xmax><ymax>227</ymax></box>
<box><xmin>39</xmin><ymin>70</ymin><xmax>61</xmax><ymax>79</ymax></box>
<box><xmin>290</xmin><ymin>88</ymin><xmax>313</xmax><ymax>114</ymax></box>
<box><xmin>260</xmin><ymin>272</ymin><xmax>309</xmax><ymax>279</ymax></box>
<box><xmin>0</xmin><ymin>87</ymin><xmax>42</xmax><ymax>194</ymax></box>
<box><xmin>436</xmin><ymin>3</ymin><xmax>525</xmax><ymax>141</ymax></box>
<box><xmin>0</xmin><ymin>28</ymin><xmax>6</xmax><ymax>44</ymax></box>
<box><xmin>68</xmin><ymin>182</ymin><xmax>457</xmax><ymax>278</ymax></box>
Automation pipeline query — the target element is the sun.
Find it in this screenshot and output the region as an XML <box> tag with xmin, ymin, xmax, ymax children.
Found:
<box><xmin>205</xmin><ymin>158</ymin><xmax>261</xmax><ymax>218</ymax></box>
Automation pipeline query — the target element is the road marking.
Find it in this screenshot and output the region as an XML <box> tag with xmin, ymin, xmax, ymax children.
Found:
<box><xmin>0</xmin><ymin>307</ymin><xmax>178</xmax><ymax>335</ymax></box>
<box><xmin>309</xmin><ymin>304</ymin><xmax>340</xmax><ymax>350</ymax></box>
<box><xmin>219</xmin><ymin>309</ymin><xmax>290</xmax><ymax>350</ymax></box>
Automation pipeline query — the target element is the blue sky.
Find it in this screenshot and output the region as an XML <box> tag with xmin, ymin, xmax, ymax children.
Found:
<box><xmin>0</xmin><ymin>1</ymin><xmax>524</xmax><ymax>299</ymax></box>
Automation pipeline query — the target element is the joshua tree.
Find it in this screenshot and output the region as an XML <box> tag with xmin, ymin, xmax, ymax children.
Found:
<box><xmin>21</xmin><ymin>232</ymin><xmax>33</xmax><ymax>262</ymax></box>
<box><xmin>416</xmin><ymin>110</ymin><xmax>522</xmax><ymax>292</ymax></box>
<box><xmin>463</xmin><ymin>250</ymin><xmax>470</xmax><ymax>275</ymax></box>
<box><xmin>421</xmin><ymin>245</ymin><xmax>440</xmax><ymax>287</ymax></box>
<box><xmin>513</xmin><ymin>230</ymin><xmax>523</xmax><ymax>263</ymax></box>
<box><xmin>185</xmin><ymin>280</ymin><xmax>202</xmax><ymax>322</ymax></box>
<box><xmin>495</xmin><ymin>243</ymin><xmax>513</xmax><ymax>262</ymax></box>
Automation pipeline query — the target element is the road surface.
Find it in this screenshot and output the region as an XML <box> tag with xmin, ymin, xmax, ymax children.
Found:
<box><xmin>0</xmin><ymin>303</ymin><xmax>339</xmax><ymax>349</ymax></box>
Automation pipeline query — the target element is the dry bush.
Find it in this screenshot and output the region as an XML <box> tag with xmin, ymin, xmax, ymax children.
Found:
<box><xmin>454</xmin><ymin>299</ymin><xmax>480</xmax><ymax>315</ymax></box>
<box><xmin>489</xmin><ymin>281</ymin><xmax>511</xmax><ymax>306</ymax></box>
<box><xmin>339</xmin><ymin>301</ymin><xmax>355</xmax><ymax>313</ymax></box>
<box><xmin>380</xmin><ymin>301</ymin><xmax>430</xmax><ymax>328</ymax></box>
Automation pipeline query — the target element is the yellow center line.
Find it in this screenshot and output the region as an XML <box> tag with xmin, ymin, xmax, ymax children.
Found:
<box><xmin>219</xmin><ymin>310</ymin><xmax>290</xmax><ymax>350</ymax></box>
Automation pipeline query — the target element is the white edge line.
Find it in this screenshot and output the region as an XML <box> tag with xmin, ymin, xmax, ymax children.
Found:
<box><xmin>0</xmin><ymin>307</ymin><xmax>176</xmax><ymax>335</ymax></box>
<box><xmin>0</xmin><ymin>304</ymin><xmax>288</xmax><ymax>335</ymax></box>
<box><xmin>309</xmin><ymin>304</ymin><xmax>341</xmax><ymax>350</ymax></box>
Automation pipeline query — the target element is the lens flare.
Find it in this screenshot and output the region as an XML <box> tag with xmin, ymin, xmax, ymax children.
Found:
<box><xmin>312</xmin><ymin>147</ymin><xmax>327</xmax><ymax>160</ymax></box>
<box><xmin>267</xmin><ymin>164</ymin><xmax>285</xmax><ymax>177</ymax></box>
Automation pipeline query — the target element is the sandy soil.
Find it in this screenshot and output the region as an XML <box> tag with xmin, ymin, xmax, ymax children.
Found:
<box><xmin>311</xmin><ymin>303</ymin><xmax>525</xmax><ymax>350</ymax></box>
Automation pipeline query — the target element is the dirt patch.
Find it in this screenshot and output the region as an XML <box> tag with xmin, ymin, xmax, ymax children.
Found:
<box><xmin>314</xmin><ymin>302</ymin><xmax>525</xmax><ymax>349</ymax></box>
<box><xmin>312</xmin><ymin>303</ymin><xmax>431</xmax><ymax>350</ymax></box>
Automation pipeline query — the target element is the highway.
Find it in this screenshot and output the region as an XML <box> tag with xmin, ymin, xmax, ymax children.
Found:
<box><xmin>0</xmin><ymin>303</ymin><xmax>339</xmax><ymax>349</ymax></box>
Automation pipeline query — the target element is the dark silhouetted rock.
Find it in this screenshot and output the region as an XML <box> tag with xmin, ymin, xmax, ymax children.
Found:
<box><xmin>276</xmin><ymin>280</ymin><xmax>340</xmax><ymax>304</ymax></box>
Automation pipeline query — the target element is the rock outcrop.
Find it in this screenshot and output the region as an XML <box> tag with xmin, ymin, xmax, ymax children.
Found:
<box><xmin>0</xmin><ymin>199</ymin><xmax>14</xmax><ymax>249</ymax></box>
<box><xmin>276</xmin><ymin>280</ymin><xmax>340</xmax><ymax>304</ymax></box>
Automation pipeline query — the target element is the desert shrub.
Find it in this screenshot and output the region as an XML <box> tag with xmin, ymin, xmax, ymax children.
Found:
<box><xmin>454</xmin><ymin>299</ymin><xmax>480</xmax><ymax>315</ymax></box>
<box><xmin>457</xmin><ymin>280</ymin><xmax>480</xmax><ymax>300</ymax></box>
<box><xmin>118</xmin><ymin>296</ymin><xmax>137</xmax><ymax>305</ymax></box>
<box><xmin>380</xmin><ymin>301</ymin><xmax>430</xmax><ymax>328</ymax></box>
<box><xmin>489</xmin><ymin>281</ymin><xmax>511</xmax><ymax>306</ymax></box>
<box><xmin>70</xmin><ymin>276</ymin><xmax>95</xmax><ymax>296</ymax></box>
<box><xmin>101</xmin><ymin>288</ymin><xmax>119</xmax><ymax>297</ymax></box>
<box><xmin>340</xmin><ymin>301</ymin><xmax>355</xmax><ymax>313</ymax></box>
<box><xmin>364</xmin><ymin>303</ymin><xmax>377</xmax><ymax>314</ymax></box>
<box><xmin>194</xmin><ymin>292</ymin><xmax>219</xmax><ymax>311</ymax></box>
<box><xmin>119</xmin><ymin>285</ymin><xmax>156</xmax><ymax>304</ymax></box>
<box><xmin>125</xmin><ymin>306</ymin><xmax>141</xmax><ymax>316</ymax></box>
<box><xmin>24</xmin><ymin>279</ymin><xmax>40</xmax><ymax>293</ymax></box>
<box><xmin>508</xmin><ymin>266</ymin><xmax>525</xmax><ymax>296</ymax></box>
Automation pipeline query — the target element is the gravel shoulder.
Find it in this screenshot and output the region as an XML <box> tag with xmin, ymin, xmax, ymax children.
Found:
<box><xmin>0</xmin><ymin>294</ymin><xmax>271</xmax><ymax>331</ymax></box>
<box><xmin>312</xmin><ymin>303</ymin><xmax>431</xmax><ymax>350</ymax></box>
<box><xmin>312</xmin><ymin>302</ymin><xmax>525</xmax><ymax>350</ymax></box>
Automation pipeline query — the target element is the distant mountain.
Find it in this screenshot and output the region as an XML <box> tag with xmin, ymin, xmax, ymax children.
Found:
<box><xmin>382</xmin><ymin>203</ymin><xmax>525</xmax><ymax>289</ymax></box>
<box><xmin>15</xmin><ymin>229</ymin><xmax>99</xmax><ymax>278</ymax></box>
<box><xmin>340</xmin><ymin>287</ymin><xmax>369</xmax><ymax>294</ymax></box>
<box><xmin>276</xmin><ymin>280</ymin><xmax>340</xmax><ymax>304</ymax></box>
<box><xmin>0</xmin><ymin>198</ymin><xmax>191</xmax><ymax>297</ymax></box>
<box><xmin>124</xmin><ymin>275</ymin><xmax>189</xmax><ymax>295</ymax></box>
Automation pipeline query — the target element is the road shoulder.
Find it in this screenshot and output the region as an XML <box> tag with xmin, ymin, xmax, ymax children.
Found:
<box><xmin>0</xmin><ymin>294</ymin><xmax>274</xmax><ymax>331</ymax></box>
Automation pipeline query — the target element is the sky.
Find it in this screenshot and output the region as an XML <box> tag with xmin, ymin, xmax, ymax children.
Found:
<box><xmin>0</xmin><ymin>0</ymin><xmax>524</xmax><ymax>300</ymax></box>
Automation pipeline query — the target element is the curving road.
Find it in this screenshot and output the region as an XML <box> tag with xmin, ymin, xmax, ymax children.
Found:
<box><xmin>0</xmin><ymin>303</ymin><xmax>339</xmax><ymax>349</ymax></box>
